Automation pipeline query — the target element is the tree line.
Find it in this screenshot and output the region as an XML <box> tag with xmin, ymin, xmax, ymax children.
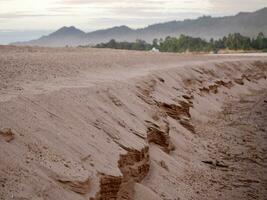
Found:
<box><xmin>90</xmin><ymin>32</ymin><xmax>267</xmax><ymax>53</ymax></box>
<box><xmin>93</xmin><ymin>39</ymin><xmax>152</xmax><ymax>51</ymax></box>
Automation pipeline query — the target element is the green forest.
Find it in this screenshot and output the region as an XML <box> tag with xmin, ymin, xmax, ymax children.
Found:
<box><xmin>93</xmin><ymin>39</ymin><xmax>153</xmax><ymax>51</ymax></box>
<box><xmin>91</xmin><ymin>32</ymin><xmax>267</xmax><ymax>53</ymax></box>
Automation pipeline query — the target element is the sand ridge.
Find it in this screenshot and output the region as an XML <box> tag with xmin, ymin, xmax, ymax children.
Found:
<box><xmin>0</xmin><ymin>46</ymin><xmax>267</xmax><ymax>200</ymax></box>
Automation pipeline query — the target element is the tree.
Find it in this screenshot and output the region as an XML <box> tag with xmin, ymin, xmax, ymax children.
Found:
<box><xmin>93</xmin><ymin>32</ymin><xmax>267</xmax><ymax>53</ymax></box>
<box><xmin>256</xmin><ymin>32</ymin><xmax>265</xmax><ymax>49</ymax></box>
<box><xmin>152</xmin><ymin>39</ymin><xmax>159</xmax><ymax>48</ymax></box>
<box><xmin>107</xmin><ymin>39</ymin><xmax>116</xmax><ymax>49</ymax></box>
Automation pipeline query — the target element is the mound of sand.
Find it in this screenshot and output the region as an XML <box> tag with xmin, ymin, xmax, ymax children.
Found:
<box><xmin>0</xmin><ymin>46</ymin><xmax>267</xmax><ymax>200</ymax></box>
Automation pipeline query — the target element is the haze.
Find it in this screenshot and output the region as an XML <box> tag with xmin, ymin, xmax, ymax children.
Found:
<box><xmin>0</xmin><ymin>0</ymin><xmax>267</xmax><ymax>44</ymax></box>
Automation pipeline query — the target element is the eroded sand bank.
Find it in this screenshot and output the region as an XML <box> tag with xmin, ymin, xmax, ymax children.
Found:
<box><xmin>0</xmin><ymin>46</ymin><xmax>267</xmax><ymax>200</ymax></box>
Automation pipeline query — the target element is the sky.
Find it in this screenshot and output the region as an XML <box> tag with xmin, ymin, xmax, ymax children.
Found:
<box><xmin>0</xmin><ymin>0</ymin><xmax>267</xmax><ymax>44</ymax></box>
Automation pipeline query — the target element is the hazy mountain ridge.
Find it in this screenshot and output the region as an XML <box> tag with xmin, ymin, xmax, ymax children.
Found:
<box><xmin>13</xmin><ymin>7</ymin><xmax>267</xmax><ymax>47</ymax></box>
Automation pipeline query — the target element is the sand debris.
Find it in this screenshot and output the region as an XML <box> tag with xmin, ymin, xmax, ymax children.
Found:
<box><xmin>0</xmin><ymin>128</ymin><xmax>15</xmax><ymax>142</ymax></box>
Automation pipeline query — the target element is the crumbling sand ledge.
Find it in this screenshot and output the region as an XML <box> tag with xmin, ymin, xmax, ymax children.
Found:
<box><xmin>0</xmin><ymin>47</ymin><xmax>267</xmax><ymax>200</ymax></box>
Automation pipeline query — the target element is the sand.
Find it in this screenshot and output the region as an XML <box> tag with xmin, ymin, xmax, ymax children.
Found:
<box><xmin>0</xmin><ymin>46</ymin><xmax>267</xmax><ymax>200</ymax></box>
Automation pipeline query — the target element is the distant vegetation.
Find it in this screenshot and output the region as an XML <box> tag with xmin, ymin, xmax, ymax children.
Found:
<box><xmin>93</xmin><ymin>39</ymin><xmax>152</xmax><ymax>51</ymax></box>
<box><xmin>90</xmin><ymin>32</ymin><xmax>267</xmax><ymax>53</ymax></box>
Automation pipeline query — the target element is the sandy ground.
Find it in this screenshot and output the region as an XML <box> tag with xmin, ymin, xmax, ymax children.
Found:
<box><xmin>0</xmin><ymin>46</ymin><xmax>267</xmax><ymax>200</ymax></box>
<box><xmin>184</xmin><ymin>90</ymin><xmax>267</xmax><ymax>199</ymax></box>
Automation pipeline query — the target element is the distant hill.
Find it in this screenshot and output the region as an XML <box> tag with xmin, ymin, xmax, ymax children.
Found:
<box><xmin>13</xmin><ymin>7</ymin><xmax>267</xmax><ymax>47</ymax></box>
<box><xmin>16</xmin><ymin>26</ymin><xmax>87</xmax><ymax>47</ymax></box>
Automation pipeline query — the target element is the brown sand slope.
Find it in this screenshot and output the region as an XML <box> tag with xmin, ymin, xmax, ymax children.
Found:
<box><xmin>0</xmin><ymin>46</ymin><xmax>267</xmax><ymax>200</ymax></box>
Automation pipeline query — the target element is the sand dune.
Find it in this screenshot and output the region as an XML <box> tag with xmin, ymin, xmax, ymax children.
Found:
<box><xmin>0</xmin><ymin>46</ymin><xmax>267</xmax><ymax>200</ymax></box>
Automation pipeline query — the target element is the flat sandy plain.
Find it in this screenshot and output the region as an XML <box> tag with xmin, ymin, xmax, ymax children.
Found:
<box><xmin>0</xmin><ymin>46</ymin><xmax>267</xmax><ymax>200</ymax></box>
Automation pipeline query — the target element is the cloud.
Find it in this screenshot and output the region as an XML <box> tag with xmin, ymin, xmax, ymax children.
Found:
<box><xmin>0</xmin><ymin>0</ymin><xmax>266</xmax><ymax>32</ymax></box>
<box><xmin>209</xmin><ymin>0</ymin><xmax>267</xmax><ymax>14</ymax></box>
<box><xmin>53</xmin><ymin>0</ymin><xmax>209</xmax><ymax>20</ymax></box>
<box><xmin>0</xmin><ymin>0</ymin><xmax>210</xmax><ymax>20</ymax></box>
<box><xmin>0</xmin><ymin>12</ymin><xmax>70</xmax><ymax>19</ymax></box>
<box><xmin>58</xmin><ymin>0</ymin><xmax>209</xmax><ymax>12</ymax></box>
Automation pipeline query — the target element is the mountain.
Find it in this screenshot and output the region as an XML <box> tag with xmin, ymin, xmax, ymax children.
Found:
<box><xmin>49</xmin><ymin>26</ymin><xmax>85</xmax><ymax>38</ymax></box>
<box><xmin>13</xmin><ymin>7</ymin><xmax>267</xmax><ymax>47</ymax></box>
<box><xmin>14</xmin><ymin>26</ymin><xmax>86</xmax><ymax>47</ymax></box>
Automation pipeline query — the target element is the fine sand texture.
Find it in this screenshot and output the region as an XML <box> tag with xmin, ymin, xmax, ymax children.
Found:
<box><xmin>0</xmin><ymin>46</ymin><xmax>267</xmax><ymax>200</ymax></box>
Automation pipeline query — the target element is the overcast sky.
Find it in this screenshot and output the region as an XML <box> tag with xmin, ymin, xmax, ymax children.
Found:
<box><xmin>0</xmin><ymin>0</ymin><xmax>266</xmax><ymax>44</ymax></box>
